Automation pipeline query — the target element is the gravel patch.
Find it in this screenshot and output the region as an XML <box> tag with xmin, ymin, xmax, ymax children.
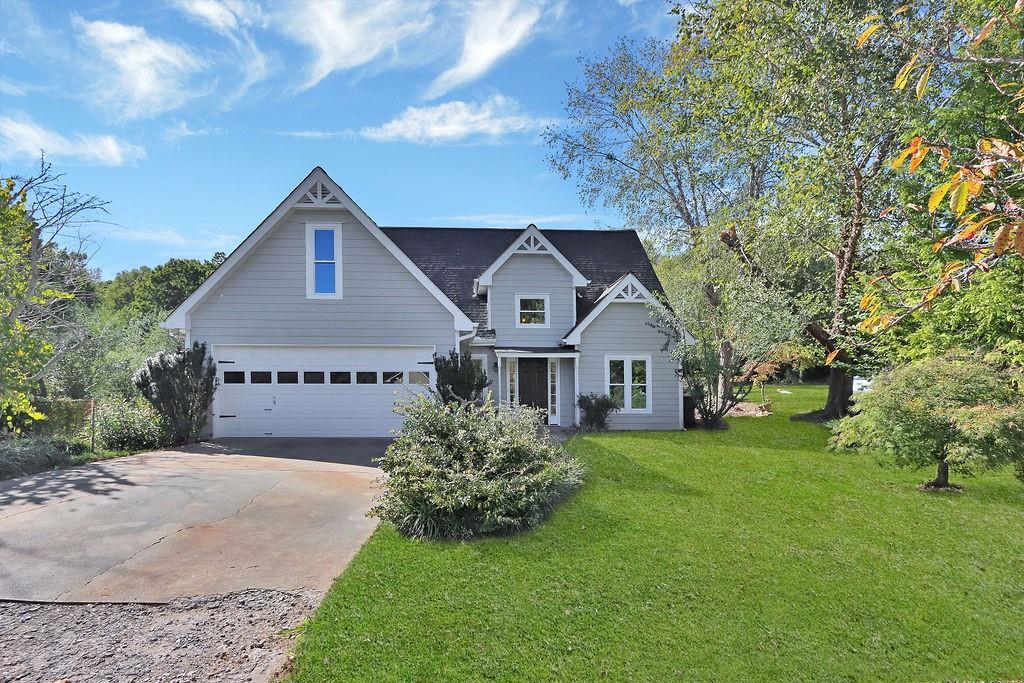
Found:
<box><xmin>0</xmin><ymin>588</ymin><xmax>317</xmax><ymax>682</ymax></box>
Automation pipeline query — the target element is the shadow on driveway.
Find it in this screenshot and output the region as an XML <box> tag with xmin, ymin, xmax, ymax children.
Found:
<box><xmin>177</xmin><ymin>437</ymin><xmax>393</xmax><ymax>469</ymax></box>
<box><xmin>0</xmin><ymin>463</ymin><xmax>137</xmax><ymax>509</ymax></box>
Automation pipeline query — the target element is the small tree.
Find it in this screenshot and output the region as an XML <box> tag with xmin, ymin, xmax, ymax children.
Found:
<box><xmin>831</xmin><ymin>353</ymin><xmax>1024</xmax><ymax>490</ymax></box>
<box><xmin>433</xmin><ymin>350</ymin><xmax>490</xmax><ymax>404</ymax></box>
<box><xmin>577</xmin><ymin>393</ymin><xmax>620</xmax><ymax>431</ymax></box>
<box><xmin>134</xmin><ymin>342</ymin><xmax>216</xmax><ymax>445</ymax></box>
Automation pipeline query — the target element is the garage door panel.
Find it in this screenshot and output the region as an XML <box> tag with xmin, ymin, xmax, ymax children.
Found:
<box><xmin>211</xmin><ymin>345</ymin><xmax>433</xmax><ymax>438</ymax></box>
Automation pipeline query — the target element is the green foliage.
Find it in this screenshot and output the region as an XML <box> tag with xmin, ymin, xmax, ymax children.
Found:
<box><xmin>371</xmin><ymin>394</ymin><xmax>584</xmax><ymax>540</ymax></box>
<box><xmin>0</xmin><ymin>435</ymin><xmax>83</xmax><ymax>480</ymax></box>
<box><xmin>92</xmin><ymin>399</ymin><xmax>163</xmax><ymax>452</ymax></box>
<box><xmin>576</xmin><ymin>392</ymin><xmax>620</xmax><ymax>431</ymax></box>
<box><xmin>874</xmin><ymin>258</ymin><xmax>1024</xmax><ymax>366</ymax></box>
<box><xmin>98</xmin><ymin>252</ymin><xmax>223</xmax><ymax>318</ymax></box>
<box><xmin>0</xmin><ymin>178</ymin><xmax>53</xmax><ymax>422</ymax></box>
<box><xmin>432</xmin><ymin>349</ymin><xmax>491</xmax><ymax>404</ymax></box>
<box><xmin>134</xmin><ymin>341</ymin><xmax>216</xmax><ymax>446</ymax></box>
<box><xmin>831</xmin><ymin>353</ymin><xmax>1024</xmax><ymax>486</ymax></box>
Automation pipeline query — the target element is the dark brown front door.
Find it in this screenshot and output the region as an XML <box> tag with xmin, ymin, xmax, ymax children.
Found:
<box><xmin>518</xmin><ymin>358</ymin><xmax>548</xmax><ymax>416</ymax></box>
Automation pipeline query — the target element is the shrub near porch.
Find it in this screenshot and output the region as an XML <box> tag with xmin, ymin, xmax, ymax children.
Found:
<box><xmin>288</xmin><ymin>385</ymin><xmax>1024</xmax><ymax>681</ymax></box>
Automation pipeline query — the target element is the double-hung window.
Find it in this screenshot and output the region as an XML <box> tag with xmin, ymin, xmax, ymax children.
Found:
<box><xmin>515</xmin><ymin>294</ymin><xmax>549</xmax><ymax>328</ymax></box>
<box><xmin>306</xmin><ymin>223</ymin><xmax>342</xmax><ymax>298</ymax></box>
<box><xmin>606</xmin><ymin>355</ymin><xmax>651</xmax><ymax>413</ymax></box>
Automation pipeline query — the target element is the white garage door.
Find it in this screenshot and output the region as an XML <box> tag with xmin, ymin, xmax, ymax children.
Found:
<box><xmin>212</xmin><ymin>345</ymin><xmax>435</xmax><ymax>437</ymax></box>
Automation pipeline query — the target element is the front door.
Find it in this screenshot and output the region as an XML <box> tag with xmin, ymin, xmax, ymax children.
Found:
<box><xmin>518</xmin><ymin>358</ymin><xmax>548</xmax><ymax>419</ymax></box>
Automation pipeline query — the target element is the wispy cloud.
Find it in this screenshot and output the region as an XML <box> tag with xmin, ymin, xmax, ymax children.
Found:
<box><xmin>0</xmin><ymin>77</ymin><xmax>32</xmax><ymax>96</ymax></box>
<box><xmin>74</xmin><ymin>16</ymin><xmax>205</xmax><ymax>120</ymax></box>
<box><xmin>442</xmin><ymin>212</ymin><xmax>600</xmax><ymax>227</ymax></box>
<box><xmin>94</xmin><ymin>225</ymin><xmax>238</xmax><ymax>251</ymax></box>
<box><xmin>425</xmin><ymin>1</ymin><xmax>544</xmax><ymax>99</ymax></box>
<box><xmin>361</xmin><ymin>94</ymin><xmax>556</xmax><ymax>144</ymax></box>
<box><xmin>164</xmin><ymin>120</ymin><xmax>224</xmax><ymax>143</ymax></box>
<box><xmin>272</xmin><ymin>129</ymin><xmax>355</xmax><ymax>140</ymax></box>
<box><xmin>0</xmin><ymin>114</ymin><xmax>145</xmax><ymax>166</ymax></box>
<box><xmin>272</xmin><ymin>0</ymin><xmax>434</xmax><ymax>91</ymax></box>
<box><xmin>174</xmin><ymin>0</ymin><xmax>270</xmax><ymax>105</ymax></box>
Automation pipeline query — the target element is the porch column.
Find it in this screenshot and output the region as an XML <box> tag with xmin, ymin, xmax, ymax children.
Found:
<box><xmin>573</xmin><ymin>356</ymin><xmax>580</xmax><ymax>426</ymax></box>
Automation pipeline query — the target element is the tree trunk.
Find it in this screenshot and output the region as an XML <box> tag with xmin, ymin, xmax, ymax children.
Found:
<box><xmin>821</xmin><ymin>366</ymin><xmax>852</xmax><ymax>420</ymax></box>
<box><xmin>931</xmin><ymin>459</ymin><xmax>950</xmax><ymax>488</ymax></box>
<box><xmin>718</xmin><ymin>339</ymin><xmax>733</xmax><ymax>403</ymax></box>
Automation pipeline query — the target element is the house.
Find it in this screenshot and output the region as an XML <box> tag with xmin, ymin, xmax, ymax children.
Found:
<box><xmin>164</xmin><ymin>167</ymin><xmax>683</xmax><ymax>437</ymax></box>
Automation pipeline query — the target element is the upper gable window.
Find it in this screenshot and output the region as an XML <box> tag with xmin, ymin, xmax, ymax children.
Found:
<box><xmin>515</xmin><ymin>294</ymin><xmax>550</xmax><ymax>328</ymax></box>
<box><xmin>306</xmin><ymin>223</ymin><xmax>342</xmax><ymax>299</ymax></box>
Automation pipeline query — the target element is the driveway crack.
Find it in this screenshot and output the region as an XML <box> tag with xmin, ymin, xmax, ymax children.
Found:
<box><xmin>54</xmin><ymin>477</ymin><xmax>286</xmax><ymax>601</ymax></box>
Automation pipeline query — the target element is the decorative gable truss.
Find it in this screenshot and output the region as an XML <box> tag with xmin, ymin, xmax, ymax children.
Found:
<box><xmin>614</xmin><ymin>280</ymin><xmax>649</xmax><ymax>302</ymax></box>
<box><xmin>477</xmin><ymin>224</ymin><xmax>589</xmax><ymax>291</ymax></box>
<box><xmin>516</xmin><ymin>233</ymin><xmax>549</xmax><ymax>254</ymax></box>
<box><xmin>295</xmin><ymin>181</ymin><xmax>342</xmax><ymax>207</ymax></box>
<box><xmin>562</xmin><ymin>272</ymin><xmax>663</xmax><ymax>345</ymax></box>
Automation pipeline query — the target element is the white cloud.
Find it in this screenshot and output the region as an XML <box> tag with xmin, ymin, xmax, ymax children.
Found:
<box><xmin>425</xmin><ymin>1</ymin><xmax>544</xmax><ymax>99</ymax></box>
<box><xmin>361</xmin><ymin>94</ymin><xmax>555</xmax><ymax>144</ymax></box>
<box><xmin>0</xmin><ymin>77</ymin><xmax>28</xmax><ymax>96</ymax></box>
<box><xmin>164</xmin><ymin>120</ymin><xmax>224</xmax><ymax>143</ymax></box>
<box><xmin>74</xmin><ymin>16</ymin><xmax>205</xmax><ymax>120</ymax></box>
<box><xmin>96</xmin><ymin>225</ymin><xmax>237</xmax><ymax>250</ymax></box>
<box><xmin>273</xmin><ymin>129</ymin><xmax>354</xmax><ymax>140</ymax></box>
<box><xmin>0</xmin><ymin>114</ymin><xmax>145</xmax><ymax>166</ymax></box>
<box><xmin>272</xmin><ymin>0</ymin><xmax>435</xmax><ymax>91</ymax></box>
<box><xmin>174</xmin><ymin>0</ymin><xmax>270</xmax><ymax>104</ymax></box>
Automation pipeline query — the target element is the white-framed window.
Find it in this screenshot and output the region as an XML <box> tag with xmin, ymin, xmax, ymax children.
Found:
<box><xmin>605</xmin><ymin>355</ymin><xmax>652</xmax><ymax>413</ymax></box>
<box><xmin>515</xmin><ymin>294</ymin><xmax>549</xmax><ymax>328</ymax></box>
<box><xmin>506</xmin><ymin>358</ymin><xmax>518</xmax><ymax>403</ymax></box>
<box><xmin>548</xmin><ymin>359</ymin><xmax>558</xmax><ymax>419</ymax></box>
<box><xmin>305</xmin><ymin>223</ymin><xmax>342</xmax><ymax>299</ymax></box>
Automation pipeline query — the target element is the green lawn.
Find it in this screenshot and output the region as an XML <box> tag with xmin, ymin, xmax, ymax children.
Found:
<box><xmin>288</xmin><ymin>385</ymin><xmax>1024</xmax><ymax>681</ymax></box>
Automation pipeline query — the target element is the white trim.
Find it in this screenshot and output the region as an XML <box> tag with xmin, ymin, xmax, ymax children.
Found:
<box><xmin>494</xmin><ymin>350</ymin><xmax>580</xmax><ymax>359</ymax></box>
<box><xmin>477</xmin><ymin>225</ymin><xmax>588</xmax><ymax>290</ymax></box>
<box><xmin>547</xmin><ymin>358</ymin><xmax>560</xmax><ymax>426</ymax></box>
<box><xmin>573</xmin><ymin>356</ymin><xmax>580</xmax><ymax>426</ymax></box>
<box><xmin>562</xmin><ymin>273</ymin><xmax>662</xmax><ymax>345</ymax></box>
<box><xmin>604</xmin><ymin>354</ymin><xmax>653</xmax><ymax>414</ymax></box>
<box><xmin>470</xmin><ymin>337</ymin><xmax>495</xmax><ymax>347</ymax></box>
<box><xmin>164</xmin><ymin>167</ymin><xmax>474</xmax><ymax>332</ymax></box>
<box><xmin>305</xmin><ymin>223</ymin><xmax>343</xmax><ymax>299</ymax></box>
<box><xmin>514</xmin><ymin>293</ymin><xmax>550</xmax><ymax>329</ymax></box>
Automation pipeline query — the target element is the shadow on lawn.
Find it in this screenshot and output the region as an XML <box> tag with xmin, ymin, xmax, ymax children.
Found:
<box><xmin>574</xmin><ymin>437</ymin><xmax>703</xmax><ymax>499</ymax></box>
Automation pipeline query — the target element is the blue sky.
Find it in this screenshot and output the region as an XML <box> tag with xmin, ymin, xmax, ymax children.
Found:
<box><xmin>0</xmin><ymin>0</ymin><xmax>675</xmax><ymax>278</ymax></box>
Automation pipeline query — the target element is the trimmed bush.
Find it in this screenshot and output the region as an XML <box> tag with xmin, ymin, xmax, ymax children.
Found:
<box><xmin>93</xmin><ymin>399</ymin><xmax>163</xmax><ymax>452</ymax></box>
<box><xmin>577</xmin><ymin>393</ymin><xmax>620</xmax><ymax>431</ymax></box>
<box><xmin>371</xmin><ymin>395</ymin><xmax>585</xmax><ymax>540</ymax></box>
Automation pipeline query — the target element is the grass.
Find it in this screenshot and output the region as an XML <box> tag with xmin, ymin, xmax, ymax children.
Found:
<box><xmin>287</xmin><ymin>385</ymin><xmax>1024</xmax><ymax>681</ymax></box>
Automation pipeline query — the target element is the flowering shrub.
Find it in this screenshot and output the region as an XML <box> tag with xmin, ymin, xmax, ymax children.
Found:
<box><xmin>372</xmin><ymin>395</ymin><xmax>585</xmax><ymax>540</ymax></box>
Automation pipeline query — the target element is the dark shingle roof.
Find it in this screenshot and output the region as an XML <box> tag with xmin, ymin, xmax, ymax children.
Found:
<box><xmin>380</xmin><ymin>226</ymin><xmax>662</xmax><ymax>327</ymax></box>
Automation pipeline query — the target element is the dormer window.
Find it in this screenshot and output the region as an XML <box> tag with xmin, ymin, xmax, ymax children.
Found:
<box><xmin>306</xmin><ymin>223</ymin><xmax>342</xmax><ymax>299</ymax></box>
<box><xmin>515</xmin><ymin>294</ymin><xmax>549</xmax><ymax>328</ymax></box>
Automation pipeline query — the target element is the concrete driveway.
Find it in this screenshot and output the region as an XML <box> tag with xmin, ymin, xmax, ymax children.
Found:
<box><xmin>0</xmin><ymin>438</ymin><xmax>389</xmax><ymax>603</ymax></box>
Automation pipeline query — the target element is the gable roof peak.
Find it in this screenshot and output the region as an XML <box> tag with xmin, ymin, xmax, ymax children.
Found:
<box><xmin>476</xmin><ymin>223</ymin><xmax>589</xmax><ymax>289</ymax></box>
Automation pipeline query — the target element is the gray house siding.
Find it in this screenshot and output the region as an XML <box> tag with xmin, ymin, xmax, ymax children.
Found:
<box><xmin>558</xmin><ymin>357</ymin><xmax>576</xmax><ymax>425</ymax></box>
<box><xmin>577</xmin><ymin>302</ymin><xmax>680</xmax><ymax>430</ymax></box>
<box><xmin>190</xmin><ymin>208</ymin><xmax>455</xmax><ymax>352</ymax></box>
<box><xmin>488</xmin><ymin>254</ymin><xmax>575</xmax><ymax>347</ymax></box>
